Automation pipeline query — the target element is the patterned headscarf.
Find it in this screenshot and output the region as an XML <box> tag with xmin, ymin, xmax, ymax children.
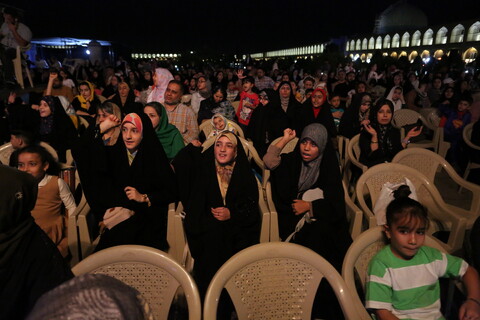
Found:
<box><xmin>147</xmin><ymin>68</ymin><xmax>174</xmax><ymax>103</ymax></box>
<box><xmin>122</xmin><ymin>113</ymin><xmax>143</xmax><ymax>136</ymax></box>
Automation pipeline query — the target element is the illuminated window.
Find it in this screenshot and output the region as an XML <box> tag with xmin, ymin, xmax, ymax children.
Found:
<box><xmin>368</xmin><ymin>37</ymin><xmax>375</xmax><ymax>49</ymax></box>
<box><xmin>362</xmin><ymin>38</ymin><xmax>368</xmax><ymax>50</ymax></box>
<box><xmin>411</xmin><ymin>31</ymin><xmax>421</xmax><ymax>46</ymax></box>
<box><xmin>450</xmin><ymin>24</ymin><xmax>465</xmax><ymax>43</ymax></box>
<box><xmin>383</xmin><ymin>35</ymin><xmax>391</xmax><ymax>48</ymax></box>
<box><xmin>401</xmin><ymin>32</ymin><xmax>410</xmax><ymax>47</ymax></box>
<box><xmin>392</xmin><ymin>34</ymin><xmax>400</xmax><ymax>48</ymax></box>
<box><xmin>423</xmin><ymin>29</ymin><xmax>433</xmax><ymax>45</ymax></box>
<box><xmin>436</xmin><ymin>27</ymin><xmax>448</xmax><ymax>44</ymax></box>
<box><xmin>356</xmin><ymin>39</ymin><xmax>361</xmax><ymax>50</ymax></box>
<box><xmin>467</xmin><ymin>22</ymin><xmax>480</xmax><ymax>41</ymax></box>
<box><xmin>375</xmin><ymin>36</ymin><xmax>382</xmax><ymax>49</ymax></box>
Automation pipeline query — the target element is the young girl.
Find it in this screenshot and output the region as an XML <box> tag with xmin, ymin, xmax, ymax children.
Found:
<box><xmin>17</xmin><ymin>145</ymin><xmax>77</xmax><ymax>258</ymax></box>
<box><xmin>207</xmin><ymin>114</ymin><xmax>236</xmax><ymax>139</ymax></box>
<box><xmin>366</xmin><ymin>186</ymin><xmax>480</xmax><ymax>320</ymax></box>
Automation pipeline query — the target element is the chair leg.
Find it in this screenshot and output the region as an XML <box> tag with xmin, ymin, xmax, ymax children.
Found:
<box><xmin>459</xmin><ymin>162</ymin><xmax>471</xmax><ymax>193</ymax></box>
<box><xmin>25</xmin><ymin>66</ymin><xmax>34</xmax><ymax>87</ymax></box>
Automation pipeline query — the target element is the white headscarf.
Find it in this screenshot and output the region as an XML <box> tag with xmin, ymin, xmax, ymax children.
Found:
<box><xmin>147</xmin><ymin>68</ymin><xmax>174</xmax><ymax>103</ymax></box>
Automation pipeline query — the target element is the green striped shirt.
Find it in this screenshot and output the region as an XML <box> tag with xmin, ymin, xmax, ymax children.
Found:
<box><xmin>365</xmin><ymin>245</ymin><xmax>468</xmax><ymax>320</ymax></box>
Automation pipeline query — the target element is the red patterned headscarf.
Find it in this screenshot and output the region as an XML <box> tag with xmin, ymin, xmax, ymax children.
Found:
<box><xmin>122</xmin><ymin>113</ymin><xmax>143</xmax><ymax>136</ymax></box>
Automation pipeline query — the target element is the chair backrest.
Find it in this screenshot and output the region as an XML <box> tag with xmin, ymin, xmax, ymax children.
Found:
<box><xmin>392</xmin><ymin>109</ymin><xmax>424</xmax><ymax>128</ymax></box>
<box><xmin>355</xmin><ymin>163</ymin><xmax>466</xmax><ymax>253</ymax></box>
<box><xmin>204</xmin><ymin>242</ymin><xmax>368</xmax><ymax>320</ymax></box>
<box><xmin>463</xmin><ymin>122</ymin><xmax>480</xmax><ymax>151</ymax></box>
<box><xmin>392</xmin><ymin>148</ymin><xmax>480</xmax><ymax>226</ymax></box>
<box><xmin>72</xmin><ymin>245</ymin><xmax>201</xmax><ymax>320</ymax></box>
<box><xmin>341</xmin><ymin>226</ymin><xmax>448</xmax><ymax>317</ymax></box>
<box><xmin>0</xmin><ymin>142</ymin><xmax>13</xmax><ymax>165</ymax></box>
<box><xmin>39</xmin><ymin>141</ymin><xmax>59</xmax><ymax>162</ymax></box>
<box><xmin>346</xmin><ymin>134</ymin><xmax>367</xmax><ymax>173</ymax></box>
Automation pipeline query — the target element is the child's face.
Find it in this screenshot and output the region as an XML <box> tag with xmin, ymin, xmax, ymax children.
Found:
<box><xmin>10</xmin><ymin>135</ymin><xmax>23</xmax><ymax>149</ymax></box>
<box><xmin>392</xmin><ymin>89</ymin><xmax>402</xmax><ymax>101</ymax></box>
<box><xmin>227</xmin><ymin>82</ymin><xmax>236</xmax><ymax>92</ymax></box>
<box><xmin>18</xmin><ymin>152</ymin><xmax>48</xmax><ymax>180</ymax></box>
<box><xmin>242</xmin><ymin>81</ymin><xmax>254</xmax><ymax>92</ymax></box>
<box><xmin>330</xmin><ymin>96</ymin><xmax>341</xmax><ymax>108</ymax></box>
<box><xmin>385</xmin><ymin>215</ymin><xmax>426</xmax><ymax>260</ymax></box>
<box><xmin>213</xmin><ymin>116</ymin><xmax>226</xmax><ymax>130</ymax></box>
<box><xmin>457</xmin><ymin>100</ymin><xmax>471</xmax><ymax>112</ymax></box>
<box><xmin>213</xmin><ymin>91</ymin><xmax>224</xmax><ymax>103</ymax></box>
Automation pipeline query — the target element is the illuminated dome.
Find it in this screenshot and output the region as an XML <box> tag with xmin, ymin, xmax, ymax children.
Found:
<box><xmin>374</xmin><ymin>0</ymin><xmax>428</xmax><ymax>34</ymax></box>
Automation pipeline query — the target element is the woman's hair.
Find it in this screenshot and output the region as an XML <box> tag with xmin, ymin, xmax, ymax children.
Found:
<box><xmin>144</xmin><ymin>101</ymin><xmax>162</xmax><ymax>116</ymax></box>
<box><xmin>98</xmin><ymin>101</ymin><xmax>119</xmax><ymax>115</ymax></box>
<box><xmin>17</xmin><ymin>145</ymin><xmax>61</xmax><ymax>176</ymax></box>
<box><xmin>386</xmin><ymin>185</ymin><xmax>428</xmax><ymax>227</ymax></box>
<box><xmin>369</xmin><ymin>98</ymin><xmax>394</xmax><ymax>124</ymax></box>
<box><xmin>212</xmin><ymin>85</ymin><xmax>227</xmax><ymax>101</ymax></box>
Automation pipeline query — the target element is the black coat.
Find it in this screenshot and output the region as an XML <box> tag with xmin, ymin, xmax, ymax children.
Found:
<box><xmin>172</xmin><ymin>141</ymin><xmax>260</xmax><ymax>296</ymax></box>
<box><xmin>73</xmin><ymin>113</ymin><xmax>177</xmax><ymax>251</ymax></box>
<box><xmin>270</xmin><ymin>141</ymin><xmax>351</xmax><ymax>271</ymax></box>
<box><xmin>295</xmin><ymin>100</ymin><xmax>337</xmax><ymax>139</ymax></box>
<box><xmin>359</xmin><ymin>125</ymin><xmax>402</xmax><ymax>168</ymax></box>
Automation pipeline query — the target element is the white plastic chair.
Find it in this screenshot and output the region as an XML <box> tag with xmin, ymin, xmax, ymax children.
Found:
<box><xmin>356</xmin><ymin>163</ymin><xmax>466</xmax><ymax>254</ymax></box>
<box><xmin>204</xmin><ymin>242</ymin><xmax>369</xmax><ymax>320</ymax></box>
<box><xmin>392</xmin><ymin>109</ymin><xmax>436</xmax><ymax>150</ymax></box>
<box><xmin>341</xmin><ymin>226</ymin><xmax>449</xmax><ymax>319</ymax></box>
<box><xmin>72</xmin><ymin>245</ymin><xmax>202</xmax><ymax>320</ymax></box>
<box><xmin>463</xmin><ymin>122</ymin><xmax>480</xmax><ymax>185</ymax></box>
<box><xmin>392</xmin><ymin>147</ymin><xmax>480</xmax><ymax>229</ymax></box>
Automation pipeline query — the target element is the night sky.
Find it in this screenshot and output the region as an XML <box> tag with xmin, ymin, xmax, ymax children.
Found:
<box><xmin>3</xmin><ymin>0</ymin><xmax>480</xmax><ymax>54</ymax></box>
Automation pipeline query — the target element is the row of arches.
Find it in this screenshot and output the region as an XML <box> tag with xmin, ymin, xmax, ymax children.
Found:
<box><xmin>348</xmin><ymin>47</ymin><xmax>478</xmax><ymax>63</ymax></box>
<box><xmin>252</xmin><ymin>44</ymin><xmax>326</xmax><ymax>59</ymax></box>
<box><xmin>346</xmin><ymin>22</ymin><xmax>480</xmax><ymax>51</ymax></box>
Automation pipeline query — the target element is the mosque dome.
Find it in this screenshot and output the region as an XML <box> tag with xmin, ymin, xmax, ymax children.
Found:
<box><xmin>374</xmin><ymin>0</ymin><xmax>428</xmax><ymax>34</ymax></box>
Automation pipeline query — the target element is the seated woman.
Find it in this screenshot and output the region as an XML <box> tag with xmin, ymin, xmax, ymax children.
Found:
<box><xmin>96</xmin><ymin>101</ymin><xmax>122</xmax><ymax>146</ymax></box>
<box><xmin>264</xmin><ymin>124</ymin><xmax>352</xmax><ymax>319</ymax></box>
<box><xmin>35</xmin><ymin>96</ymin><xmax>78</xmax><ymax>163</ymax></box>
<box><xmin>71</xmin><ymin>81</ymin><xmax>103</xmax><ymax>120</ymax></box>
<box><xmin>0</xmin><ymin>166</ymin><xmax>73</xmax><ymax>320</ymax></box>
<box><xmin>102</xmin><ymin>75</ymin><xmax>121</xmax><ymax>99</ymax></box>
<box><xmin>172</xmin><ymin>132</ymin><xmax>260</xmax><ymax>297</ymax></box>
<box><xmin>338</xmin><ymin>93</ymin><xmax>372</xmax><ymax>139</ymax></box>
<box><xmin>197</xmin><ymin>86</ymin><xmax>235</xmax><ymax>124</ymax></box>
<box><xmin>109</xmin><ymin>82</ymin><xmax>143</xmax><ymax>117</ymax></box>
<box><xmin>143</xmin><ymin>102</ymin><xmax>184</xmax><ymax>161</ymax></box>
<box><xmin>73</xmin><ymin>113</ymin><xmax>177</xmax><ymax>251</ymax></box>
<box><xmin>17</xmin><ymin>145</ymin><xmax>76</xmax><ymax>257</ymax></box>
<box><xmin>264</xmin><ymin>124</ymin><xmax>351</xmax><ymax>270</ymax></box>
<box><xmin>359</xmin><ymin>99</ymin><xmax>422</xmax><ymax>168</ymax></box>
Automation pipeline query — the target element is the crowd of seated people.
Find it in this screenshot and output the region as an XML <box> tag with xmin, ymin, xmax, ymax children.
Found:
<box><xmin>2</xmin><ymin>52</ymin><xmax>480</xmax><ymax>319</ymax></box>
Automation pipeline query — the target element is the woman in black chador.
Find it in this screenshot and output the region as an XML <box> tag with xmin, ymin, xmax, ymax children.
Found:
<box><xmin>173</xmin><ymin>132</ymin><xmax>260</xmax><ymax>298</ymax></box>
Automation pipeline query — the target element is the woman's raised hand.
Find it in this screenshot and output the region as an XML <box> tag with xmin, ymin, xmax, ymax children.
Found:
<box><xmin>100</xmin><ymin>114</ymin><xmax>121</xmax><ymax>132</ymax></box>
<box><xmin>283</xmin><ymin>128</ymin><xmax>296</xmax><ymax>142</ymax></box>
<box><xmin>363</xmin><ymin>122</ymin><xmax>377</xmax><ymax>137</ymax></box>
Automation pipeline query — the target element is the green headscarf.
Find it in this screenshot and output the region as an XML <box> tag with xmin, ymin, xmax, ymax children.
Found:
<box><xmin>148</xmin><ymin>102</ymin><xmax>185</xmax><ymax>159</ymax></box>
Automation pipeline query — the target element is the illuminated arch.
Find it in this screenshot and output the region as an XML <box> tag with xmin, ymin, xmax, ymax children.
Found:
<box><xmin>390</xmin><ymin>52</ymin><xmax>398</xmax><ymax>58</ymax></box>
<box><xmin>383</xmin><ymin>35</ymin><xmax>391</xmax><ymax>48</ymax></box>
<box><xmin>366</xmin><ymin>53</ymin><xmax>373</xmax><ymax>63</ymax></box>
<box><xmin>375</xmin><ymin>36</ymin><xmax>382</xmax><ymax>49</ymax></box>
<box><xmin>434</xmin><ymin>50</ymin><xmax>444</xmax><ymax>59</ymax></box>
<box><xmin>411</xmin><ymin>31</ymin><xmax>421</xmax><ymax>46</ymax></box>
<box><xmin>368</xmin><ymin>37</ymin><xmax>375</xmax><ymax>49</ymax></box>
<box><xmin>356</xmin><ymin>39</ymin><xmax>362</xmax><ymax>50</ymax></box>
<box><xmin>450</xmin><ymin>24</ymin><xmax>465</xmax><ymax>43</ymax></box>
<box><xmin>362</xmin><ymin>38</ymin><xmax>368</xmax><ymax>50</ymax></box>
<box><xmin>467</xmin><ymin>22</ymin><xmax>480</xmax><ymax>41</ymax></box>
<box><xmin>463</xmin><ymin>47</ymin><xmax>478</xmax><ymax>61</ymax></box>
<box><xmin>350</xmin><ymin>40</ymin><xmax>355</xmax><ymax>50</ymax></box>
<box><xmin>360</xmin><ymin>53</ymin><xmax>366</xmax><ymax>62</ymax></box>
<box><xmin>399</xmin><ymin>51</ymin><xmax>407</xmax><ymax>57</ymax></box>
<box><xmin>436</xmin><ymin>27</ymin><xmax>448</xmax><ymax>44</ymax></box>
<box><xmin>392</xmin><ymin>34</ymin><xmax>400</xmax><ymax>48</ymax></box>
<box><xmin>409</xmin><ymin>51</ymin><xmax>418</xmax><ymax>61</ymax></box>
<box><xmin>401</xmin><ymin>32</ymin><xmax>410</xmax><ymax>47</ymax></box>
<box><xmin>421</xmin><ymin>50</ymin><xmax>430</xmax><ymax>58</ymax></box>
<box><xmin>423</xmin><ymin>29</ymin><xmax>433</xmax><ymax>45</ymax></box>
<box><xmin>353</xmin><ymin>53</ymin><xmax>360</xmax><ymax>61</ymax></box>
